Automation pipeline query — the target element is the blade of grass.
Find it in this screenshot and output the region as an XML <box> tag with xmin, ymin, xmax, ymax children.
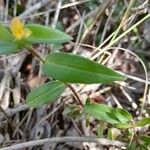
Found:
<box><xmin>110</xmin><ymin>0</ymin><xmax>136</xmax><ymax>42</ymax></box>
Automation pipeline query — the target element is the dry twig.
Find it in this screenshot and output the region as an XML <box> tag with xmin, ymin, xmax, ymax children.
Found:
<box><xmin>19</xmin><ymin>0</ymin><xmax>52</xmax><ymax>19</ymax></box>
<box><xmin>1</xmin><ymin>136</ymin><xmax>127</xmax><ymax>150</ymax></box>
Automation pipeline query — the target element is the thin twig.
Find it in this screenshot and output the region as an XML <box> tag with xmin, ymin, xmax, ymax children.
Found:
<box><xmin>37</xmin><ymin>103</ymin><xmax>63</xmax><ymax>125</ymax></box>
<box><xmin>21</xmin><ymin>0</ymin><xmax>91</xmax><ymax>20</ymax></box>
<box><xmin>100</xmin><ymin>3</ymin><xmax>116</xmax><ymax>44</ymax></box>
<box><xmin>71</xmin><ymin>118</ymin><xmax>83</xmax><ymax>136</ymax></box>
<box><xmin>0</xmin><ymin>106</ymin><xmax>10</xmax><ymax>121</ymax></box>
<box><xmin>1</xmin><ymin>136</ymin><xmax>127</xmax><ymax>150</ymax></box>
<box><xmin>13</xmin><ymin>108</ymin><xmax>33</xmax><ymax>137</ymax></box>
<box><xmin>66</xmin><ymin>9</ymin><xmax>97</xmax><ymax>33</ymax></box>
<box><xmin>80</xmin><ymin>0</ymin><xmax>112</xmax><ymax>42</ymax></box>
<box><xmin>103</xmin><ymin>13</ymin><xmax>150</xmax><ymax>51</ymax></box>
<box><xmin>65</xmin><ymin>83</ymin><xmax>84</xmax><ymax>107</ymax></box>
<box><xmin>110</xmin><ymin>0</ymin><xmax>136</xmax><ymax>42</ymax></box>
<box><xmin>51</xmin><ymin>0</ymin><xmax>62</xmax><ymax>28</ymax></box>
<box><xmin>0</xmin><ymin>104</ymin><xmax>29</xmax><ymax>120</ymax></box>
<box><xmin>19</xmin><ymin>0</ymin><xmax>52</xmax><ymax>19</ymax></box>
<box><xmin>0</xmin><ymin>106</ymin><xmax>17</xmax><ymax>130</ymax></box>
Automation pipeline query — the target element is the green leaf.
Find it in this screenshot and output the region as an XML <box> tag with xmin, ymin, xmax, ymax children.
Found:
<box><xmin>140</xmin><ymin>136</ymin><xmax>150</xmax><ymax>145</ymax></box>
<box><xmin>108</xmin><ymin>128</ymin><xmax>113</xmax><ymax>140</ymax></box>
<box><xmin>25</xmin><ymin>24</ymin><xmax>72</xmax><ymax>44</ymax></box>
<box><xmin>115</xmin><ymin>123</ymin><xmax>132</xmax><ymax>129</ymax></box>
<box><xmin>108</xmin><ymin>128</ymin><xmax>120</xmax><ymax>140</ymax></box>
<box><xmin>139</xmin><ymin>143</ymin><xmax>149</xmax><ymax>150</ymax></box>
<box><xmin>0</xmin><ymin>41</ymin><xmax>20</xmax><ymax>54</ymax></box>
<box><xmin>137</xmin><ymin>118</ymin><xmax>150</xmax><ymax>127</ymax></box>
<box><xmin>97</xmin><ymin>122</ymin><xmax>105</xmax><ymax>137</ymax></box>
<box><xmin>42</xmin><ymin>52</ymin><xmax>126</xmax><ymax>84</ymax></box>
<box><xmin>127</xmin><ymin>141</ymin><xmax>136</xmax><ymax>150</ymax></box>
<box><xmin>26</xmin><ymin>81</ymin><xmax>66</xmax><ymax>107</ymax></box>
<box><xmin>0</xmin><ymin>24</ymin><xmax>13</xmax><ymax>42</ymax></box>
<box><xmin>85</xmin><ymin>114</ymin><xmax>90</xmax><ymax>127</ymax></box>
<box><xmin>112</xmin><ymin>108</ymin><xmax>132</xmax><ymax>123</ymax></box>
<box><xmin>83</xmin><ymin>103</ymin><xmax>130</xmax><ymax>124</ymax></box>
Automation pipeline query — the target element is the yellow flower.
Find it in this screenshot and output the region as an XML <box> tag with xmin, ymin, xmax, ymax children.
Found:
<box><xmin>10</xmin><ymin>17</ymin><xmax>31</xmax><ymax>40</ymax></box>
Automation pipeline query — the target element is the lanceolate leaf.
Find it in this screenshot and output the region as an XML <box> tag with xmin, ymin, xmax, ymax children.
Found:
<box><xmin>42</xmin><ymin>52</ymin><xmax>126</xmax><ymax>84</ymax></box>
<box><xmin>84</xmin><ymin>103</ymin><xmax>120</xmax><ymax>124</ymax></box>
<box><xmin>0</xmin><ymin>41</ymin><xmax>19</xmax><ymax>54</ymax></box>
<box><xmin>127</xmin><ymin>141</ymin><xmax>136</xmax><ymax>150</ymax></box>
<box><xmin>140</xmin><ymin>136</ymin><xmax>150</xmax><ymax>145</ymax></box>
<box><xmin>139</xmin><ymin>137</ymin><xmax>150</xmax><ymax>150</ymax></box>
<box><xmin>115</xmin><ymin>123</ymin><xmax>132</xmax><ymax>129</ymax></box>
<box><xmin>27</xmin><ymin>81</ymin><xmax>66</xmax><ymax>107</ymax></box>
<box><xmin>83</xmin><ymin>103</ymin><xmax>131</xmax><ymax>124</ymax></box>
<box><xmin>25</xmin><ymin>24</ymin><xmax>72</xmax><ymax>44</ymax></box>
<box><xmin>137</xmin><ymin>118</ymin><xmax>150</xmax><ymax>127</ymax></box>
<box><xmin>112</xmin><ymin>108</ymin><xmax>132</xmax><ymax>123</ymax></box>
<box><xmin>139</xmin><ymin>144</ymin><xmax>149</xmax><ymax>150</ymax></box>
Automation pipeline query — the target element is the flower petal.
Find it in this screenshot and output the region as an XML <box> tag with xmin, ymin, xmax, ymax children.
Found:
<box><xmin>10</xmin><ymin>17</ymin><xmax>25</xmax><ymax>40</ymax></box>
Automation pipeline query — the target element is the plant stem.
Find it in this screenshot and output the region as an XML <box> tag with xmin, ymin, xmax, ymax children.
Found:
<box><xmin>65</xmin><ymin>83</ymin><xmax>83</xmax><ymax>107</ymax></box>
<box><xmin>28</xmin><ymin>49</ymin><xmax>83</xmax><ymax>107</ymax></box>
<box><xmin>28</xmin><ymin>48</ymin><xmax>46</xmax><ymax>63</ymax></box>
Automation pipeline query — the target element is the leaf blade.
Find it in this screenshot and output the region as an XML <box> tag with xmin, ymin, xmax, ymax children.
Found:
<box><xmin>112</xmin><ymin>108</ymin><xmax>133</xmax><ymax>123</ymax></box>
<box><xmin>83</xmin><ymin>103</ymin><xmax>131</xmax><ymax>124</ymax></box>
<box><xmin>137</xmin><ymin>118</ymin><xmax>150</xmax><ymax>127</ymax></box>
<box><xmin>0</xmin><ymin>41</ymin><xmax>20</xmax><ymax>55</ymax></box>
<box><xmin>84</xmin><ymin>103</ymin><xmax>121</xmax><ymax>124</ymax></box>
<box><xmin>25</xmin><ymin>24</ymin><xmax>72</xmax><ymax>44</ymax></box>
<box><xmin>0</xmin><ymin>24</ymin><xmax>13</xmax><ymax>42</ymax></box>
<box><xmin>26</xmin><ymin>81</ymin><xmax>66</xmax><ymax>107</ymax></box>
<box><xmin>42</xmin><ymin>52</ymin><xmax>126</xmax><ymax>84</ymax></box>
